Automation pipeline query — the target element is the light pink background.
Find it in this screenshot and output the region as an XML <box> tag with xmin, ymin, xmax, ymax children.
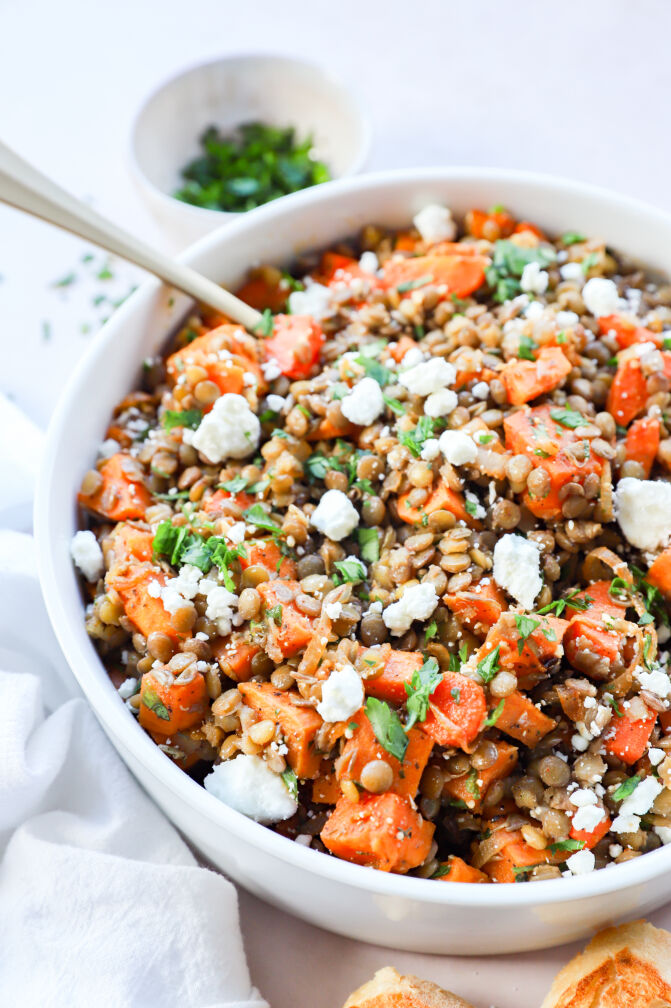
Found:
<box><xmin>3</xmin><ymin>1</ymin><xmax>671</xmax><ymax>1003</ymax></box>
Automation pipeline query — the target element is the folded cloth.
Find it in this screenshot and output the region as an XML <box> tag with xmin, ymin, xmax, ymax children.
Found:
<box><xmin>0</xmin><ymin>395</ymin><xmax>268</xmax><ymax>1008</ymax></box>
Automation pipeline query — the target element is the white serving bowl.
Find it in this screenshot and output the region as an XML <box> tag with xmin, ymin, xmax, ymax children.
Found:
<box><xmin>36</xmin><ymin>168</ymin><xmax>671</xmax><ymax>954</ymax></box>
<box><xmin>129</xmin><ymin>53</ymin><xmax>370</xmax><ymax>247</ymax></box>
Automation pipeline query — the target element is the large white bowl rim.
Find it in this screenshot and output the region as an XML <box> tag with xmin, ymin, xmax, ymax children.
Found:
<box><xmin>36</xmin><ymin>166</ymin><xmax>671</xmax><ymax>912</ymax></box>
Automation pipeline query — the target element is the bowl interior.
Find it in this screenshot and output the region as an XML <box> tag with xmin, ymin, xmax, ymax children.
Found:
<box><xmin>132</xmin><ymin>54</ymin><xmax>368</xmax><ymax>201</ymax></box>
<box><xmin>36</xmin><ymin>169</ymin><xmax>671</xmax><ymax>916</ymax></box>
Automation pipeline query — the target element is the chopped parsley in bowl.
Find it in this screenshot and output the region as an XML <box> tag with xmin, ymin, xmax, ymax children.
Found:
<box><xmin>174</xmin><ymin>122</ymin><xmax>330</xmax><ymax>213</ymax></box>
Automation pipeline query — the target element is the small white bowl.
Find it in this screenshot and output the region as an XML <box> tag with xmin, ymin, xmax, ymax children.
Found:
<box><xmin>129</xmin><ymin>53</ymin><xmax>370</xmax><ymax>246</ymax></box>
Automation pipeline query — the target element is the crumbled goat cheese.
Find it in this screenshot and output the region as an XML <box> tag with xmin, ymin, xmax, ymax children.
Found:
<box><xmin>261</xmin><ymin>358</ymin><xmax>282</xmax><ymax>381</ymax></box>
<box><xmin>424</xmin><ymin>387</ymin><xmax>458</xmax><ymax>418</ymax></box>
<box><xmin>399</xmin><ymin>358</ymin><xmax>456</xmax><ymax>397</ymax></box>
<box><xmin>560</xmin><ymin>262</ymin><xmax>584</xmax><ymax>282</ymax></box>
<box><xmin>649</xmin><ymin>747</ymin><xmax>665</xmax><ymax>766</ymax></box>
<box><xmin>615</xmin><ymin>477</ymin><xmax>671</xmax><ymax>551</ymax></box>
<box><xmin>70</xmin><ymin>530</ymin><xmax>104</xmax><ymax>582</ymax></box>
<box><xmin>324</xmin><ymin>601</ymin><xmax>343</xmax><ymax>621</ymax></box>
<box><xmin>117</xmin><ymin>677</ymin><xmax>138</xmax><ymax>700</ymax></box>
<box><xmin>609</xmin><ymin>843</ymin><xmax>623</xmax><ymax>858</ymax></box>
<box><xmin>472</xmin><ymin>381</ymin><xmax>489</xmax><ymax>400</ymax></box>
<box><xmin>383</xmin><ymin>583</ymin><xmax>438</xmax><ymax>636</ymax></box>
<box><xmin>572</xmin><ymin>803</ymin><xmax>606</xmax><ymax>833</ymax></box>
<box><xmin>520</xmin><ymin>261</ymin><xmax>549</xmax><ymax>295</ymax></box>
<box><xmin>654</xmin><ymin>826</ymin><xmax>671</xmax><ymax>845</ymax></box>
<box><xmin>612</xmin><ymin>775</ymin><xmax>663</xmax><ymax>835</ymax></box>
<box><xmin>227</xmin><ymin>522</ymin><xmax>246</xmax><ymax>545</ymax></box>
<box><xmin>266</xmin><ymin>394</ymin><xmax>286</xmax><ymax>412</ymax></box>
<box><xmin>635</xmin><ymin>665</ymin><xmax>671</xmax><ymax>699</ymax></box>
<box><xmin>204</xmin><ymin>754</ymin><xmax>297</xmax><ymax>823</ymax></box>
<box><xmin>97</xmin><ymin>438</ymin><xmax>120</xmax><ymax>459</ymax></box>
<box><xmin>556</xmin><ymin>310</ymin><xmax>579</xmax><ymax>327</ymax></box>
<box><xmin>341</xmin><ymin>376</ymin><xmax>384</xmax><ymax>426</ymax></box>
<box><xmin>438</xmin><ymin>430</ymin><xmax>478</xmax><ymax>466</ymax></box>
<box><xmin>525</xmin><ymin>300</ymin><xmax>545</xmax><ymax>320</ymax></box>
<box><xmin>571</xmin><ymin>733</ymin><xmax>589</xmax><ymax>752</ymax></box>
<box><xmin>401</xmin><ymin>346</ymin><xmax>425</xmax><ymax>369</ymax></box>
<box><xmin>565</xmin><ymin>849</ymin><xmax>595</xmax><ymax>875</ymax></box>
<box><xmin>493</xmin><ymin>533</ymin><xmax>542</xmax><ymax>611</ymax></box>
<box><xmin>420</xmin><ymin>438</ymin><xmax>441</xmax><ymax>462</ymax></box>
<box><xmin>316</xmin><ymin>664</ymin><xmax>365</xmax><ymax>723</ymax></box>
<box><xmin>464</xmin><ymin>491</ymin><xmax>485</xmax><ymax>519</ymax></box>
<box><xmin>190</xmin><ymin>393</ymin><xmax>260</xmax><ymax>464</ymax></box>
<box><xmin>201</xmin><ymin>580</ymin><xmax>239</xmax><ymax>636</ymax></box>
<box><xmin>358</xmin><ymin>251</ymin><xmax>379</xmax><ymax>274</ymax></box>
<box><xmin>412</xmin><ymin>203</ymin><xmax>456</xmax><ymax>244</ymax></box>
<box><xmin>288</xmin><ymin>281</ymin><xmax>332</xmax><ymax>320</ymax></box>
<box><xmin>582</xmin><ymin>277</ymin><xmax>621</xmax><ymax>317</ymax></box>
<box><xmin>569</xmin><ymin>788</ymin><xmax>598</xmax><ymax>807</ymax></box>
<box><xmin>311</xmin><ymin>489</ymin><xmax>359</xmax><ymax>541</ymax></box>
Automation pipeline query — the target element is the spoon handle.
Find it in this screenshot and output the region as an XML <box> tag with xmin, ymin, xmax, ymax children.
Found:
<box><xmin>0</xmin><ymin>139</ymin><xmax>262</xmax><ymax>331</ymax></box>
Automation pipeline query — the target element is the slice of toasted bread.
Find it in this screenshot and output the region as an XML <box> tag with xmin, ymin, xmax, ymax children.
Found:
<box><xmin>342</xmin><ymin>966</ymin><xmax>476</xmax><ymax>1008</ymax></box>
<box><xmin>540</xmin><ymin>920</ymin><xmax>671</xmax><ymax>1007</ymax></box>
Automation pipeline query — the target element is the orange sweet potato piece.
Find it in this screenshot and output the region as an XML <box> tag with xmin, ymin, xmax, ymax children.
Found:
<box><xmin>257</xmin><ymin>580</ymin><xmax>316</xmax><ymax>658</ymax></box>
<box><xmin>235</xmin><ymin>272</ymin><xmax>289</xmax><ymax>313</ymax></box>
<box><xmin>381</xmin><ymin>253</ymin><xmax>488</xmax><ymax>300</ymax></box>
<box><xmin>483</xmin><ymin>830</ymin><xmax>551</xmax><ymax>883</ymax></box>
<box><xmin>443</xmin><ymin>741</ymin><xmax>518</xmax><ymax>812</ymax></box>
<box><xmin>444</xmin><ymin>579</ymin><xmax>507</xmax><ymax>634</ymax></box>
<box><xmin>315</xmin><ymin>251</ymin><xmax>371</xmax><ymax>287</ymax></box>
<box><xmin>139</xmin><ymin>668</ymin><xmax>208</xmax><ymax>736</ymax></box>
<box><xmin>465</xmin><ymin>208</ymin><xmax>516</xmax><ymax>240</ymax></box>
<box><xmin>397</xmin><ymin>480</ymin><xmax>475</xmax><ymax>527</ymax></box>
<box><xmin>106</xmin><ymin>565</ymin><xmax>182</xmax><ymax>642</ymax></box>
<box><xmin>648</xmin><ymin>548</ymin><xmax>671</xmax><ymax>599</ymax></box>
<box><xmin>78</xmin><ymin>453</ymin><xmax>151</xmax><ymax>521</ymax></box>
<box><xmin>607</xmin><ymin>358</ymin><xmax>648</xmax><ymax>427</ymax></box>
<box><xmin>598</xmin><ymin>314</ymin><xmax>662</xmax><ymax>349</ymax></box>
<box><xmin>336</xmin><ymin>714</ymin><xmax>433</xmax><ymax>799</ymax></box>
<box><xmin>202</xmin><ymin>488</ymin><xmax>254</xmax><ymax>517</ymax></box>
<box><xmin>109</xmin><ymin>523</ymin><xmax>154</xmax><ymax>565</ymax></box>
<box><xmin>312</xmin><ymin>763</ymin><xmax>342</xmax><ymax>805</ymax></box>
<box><xmin>238</xmin><ymin>681</ymin><xmax>322</xmax><ymax>778</ymax></box>
<box><xmin>436</xmin><ymin>856</ymin><xmax>488</xmax><ymax>883</ymax></box>
<box><xmin>210</xmin><ymin>635</ymin><xmax>260</xmax><ymax>682</ymax></box>
<box><xmin>239</xmin><ymin>538</ymin><xmax>296</xmax><ymax>579</ymax></box>
<box><xmin>571</xmin><ymin>580</ymin><xmax>628</xmax><ymax>621</ymax></box>
<box><xmin>166</xmin><ymin>327</ymin><xmax>253</xmax><ymax>398</ymax></box>
<box><xmin>362</xmin><ymin>646</ymin><xmax>423</xmax><ymax>704</ymax></box>
<box><xmin>422</xmin><ymin>672</ymin><xmax>487</xmax><ymax>750</ymax></box>
<box><xmin>493</xmin><ymin>691</ymin><xmax>555</xmax><ymax>748</ymax></box>
<box><xmin>570</xmin><ymin>814</ymin><xmax>612</xmax><ymax>850</ymax></box>
<box><xmin>604</xmin><ymin>711</ymin><xmax>657</xmax><ymax>765</ymax></box>
<box><xmin>514</xmin><ymin>220</ymin><xmax>546</xmax><ymax>240</ymax></box>
<box><xmin>477</xmin><ymin>614</ymin><xmax>568</xmax><ymax>689</ymax></box>
<box><xmin>625</xmin><ymin>415</ymin><xmax>660</xmax><ymax>477</ymax></box>
<box><xmin>320</xmin><ymin>793</ymin><xmax>434</xmax><ymax>873</ymax></box>
<box><xmin>503</xmin><ymin>405</ymin><xmax>604</xmax><ymax>519</ymax></box>
<box><xmin>500</xmin><ymin>347</ymin><xmax>572</xmax><ymax>406</ymax></box>
<box><xmin>307</xmin><ymin>415</ymin><xmax>357</xmax><ymax>441</ymax></box>
<box><xmin>388</xmin><ymin>335</ymin><xmax>418</xmax><ymax>363</ymax></box>
<box><xmin>563</xmin><ymin>617</ymin><xmax>621</xmax><ymax>680</ymax></box>
<box><xmin>265</xmin><ymin>314</ymin><xmax>324</xmax><ymax>380</ymax></box>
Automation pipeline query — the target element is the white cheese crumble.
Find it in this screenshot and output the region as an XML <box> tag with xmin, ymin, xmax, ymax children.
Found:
<box><xmin>557</xmin><ymin>310</ymin><xmax>580</xmax><ymax>327</ymax></box>
<box><xmin>316</xmin><ymin>664</ymin><xmax>365</xmax><ymax>723</ymax></box>
<box><xmin>424</xmin><ymin>388</ymin><xmax>458</xmax><ymax>418</ymax></box>
<box><xmin>399</xmin><ymin>358</ymin><xmax>456</xmax><ymax>397</ymax></box>
<box><xmin>612</xmin><ymin>775</ymin><xmax>663</xmax><ymax>835</ymax></box>
<box><xmin>201</xmin><ymin>581</ymin><xmax>239</xmax><ymax>636</ymax></box>
<box><xmin>261</xmin><ymin>358</ymin><xmax>282</xmax><ymax>381</ymax></box>
<box><xmin>492</xmin><ymin>533</ymin><xmax>542</xmax><ymax>611</ymax></box>
<box><xmin>204</xmin><ymin>755</ymin><xmax>297</xmax><ymax>823</ymax></box>
<box><xmin>438</xmin><ymin>429</ymin><xmax>478</xmax><ymax>466</ymax></box>
<box><xmin>97</xmin><ymin>437</ymin><xmax>120</xmax><ymax>459</ymax></box>
<box><xmin>520</xmin><ymin>261</ymin><xmax>549</xmax><ymax>295</ymax></box>
<box><xmin>654</xmin><ymin>826</ymin><xmax>671</xmax><ymax>845</ymax></box>
<box><xmin>288</xmin><ymin>281</ymin><xmax>332</xmax><ymax>320</ymax></box>
<box><xmin>117</xmin><ymin>677</ymin><xmax>138</xmax><ymax>700</ymax></box>
<box><xmin>324</xmin><ymin>600</ymin><xmax>343</xmax><ymax>621</ymax></box>
<box><xmin>70</xmin><ymin>530</ymin><xmax>104</xmax><ymax>582</ymax></box>
<box><xmin>569</xmin><ymin>788</ymin><xmax>598</xmax><ymax>807</ymax></box>
<box><xmin>383</xmin><ymin>582</ymin><xmax>438</xmax><ymax>636</ymax></box>
<box><xmin>190</xmin><ymin>393</ymin><xmax>260</xmax><ymax>464</ymax></box>
<box><xmin>582</xmin><ymin>277</ymin><xmax>621</xmax><ymax>317</ymax></box>
<box><xmin>358</xmin><ymin>251</ymin><xmax>379</xmax><ymax>274</ymax></box>
<box><xmin>614</xmin><ymin>477</ymin><xmax>671</xmax><ymax>552</ymax></box>
<box><xmin>565</xmin><ymin>849</ymin><xmax>595</xmax><ymax>875</ymax></box>
<box><xmin>401</xmin><ymin>346</ymin><xmax>425</xmax><ymax>370</ymax></box>
<box><xmin>472</xmin><ymin>381</ymin><xmax>489</xmax><ymax>400</ymax></box>
<box><xmin>311</xmin><ymin>489</ymin><xmax>359</xmax><ymax>541</ymax></box>
<box><xmin>412</xmin><ymin>203</ymin><xmax>456</xmax><ymax>244</ymax></box>
<box><xmin>340</xmin><ymin>376</ymin><xmax>384</xmax><ymax>426</ymax></box>
<box><xmin>266</xmin><ymin>394</ymin><xmax>286</xmax><ymax>412</ymax></box>
<box><xmin>649</xmin><ymin>747</ymin><xmax>665</xmax><ymax>766</ymax></box>
<box><xmin>560</xmin><ymin>262</ymin><xmax>584</xmax><ymax>282</ymax></box>
<box><xmin>572</xmin><ymin>803</ymin><xmax>606</xmax><ymax>833</ymax></box>
<box><xmin>420</xmin><ymin>438</ymin><xmax>441</xmax><ymax>462</ymax></box>
<box><xmin>635</xmin><ymin>666</ymin><xmax>671</xmax><ymax>699</ymax></box>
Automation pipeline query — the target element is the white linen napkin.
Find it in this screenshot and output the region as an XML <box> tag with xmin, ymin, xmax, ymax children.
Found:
<box><xmin>0</xmin><ymin>395</ymin><xmax>269</xmax><ymax>1008</ymax></box>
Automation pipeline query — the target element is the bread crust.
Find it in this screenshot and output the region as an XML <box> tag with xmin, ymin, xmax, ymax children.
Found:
<box><xmin>540</xmin><ymin>920</ymin><xmax>671</xmax><ymax>1008</ymax></box>
<box><xmin>342</xmin><ymin>966</ymin><xmax>476</xmax><ymax>1008</ymax></box>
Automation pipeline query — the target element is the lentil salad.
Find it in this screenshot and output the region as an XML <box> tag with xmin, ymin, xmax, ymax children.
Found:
<box><xmin>72</xmin><ymin>201</ymin><xmax>671</xmax><ymax>884</ymax></box>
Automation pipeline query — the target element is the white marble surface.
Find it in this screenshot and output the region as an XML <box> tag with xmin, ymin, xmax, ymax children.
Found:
<box><xmin>3</xmin><ymin>0</ymin><xmax>671</xmax><ymax>1003</ymax></box>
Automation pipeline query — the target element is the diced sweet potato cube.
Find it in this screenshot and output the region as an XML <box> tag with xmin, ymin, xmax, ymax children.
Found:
<box><xmin>238</xmin><ymin>681</ymin><xmax>322</xmax><ymax>778</ymax></box>
<box><xmin>320</xmin><ymin>793</ymin><xmax>434</xmax><ymax>873</ymax></box>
